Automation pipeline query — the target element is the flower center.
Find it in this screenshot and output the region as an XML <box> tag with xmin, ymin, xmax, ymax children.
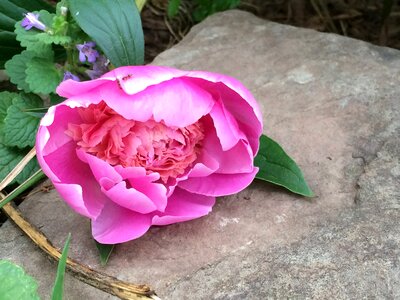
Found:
<box><xmin>66</xmin><ymin>101</ymin><xmax>204</xmax><ymax>182</ymax></box>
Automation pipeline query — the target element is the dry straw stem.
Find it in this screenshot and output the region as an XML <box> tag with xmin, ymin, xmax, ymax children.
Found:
<box><xmin>0</xmin><ymin>147</ymin><xmax>36</xmax><ymax>191</ymax></box>
<box><xmin>0</xmin><ymin>149</ymin><xmax>158</xmax><ymax>299</ymax></box>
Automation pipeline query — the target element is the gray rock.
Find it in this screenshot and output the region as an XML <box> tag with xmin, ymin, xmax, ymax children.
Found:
<box><xmin>1</xmin><ymin>10</ymin><xmax>399</xmax><ymax>299</ymax></box>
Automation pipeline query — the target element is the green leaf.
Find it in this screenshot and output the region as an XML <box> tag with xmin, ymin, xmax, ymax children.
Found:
<box><xmin>167</xmin><ymin>0</ymin><xmax>181</xmax><ymax>18</ymax></box>
<box><xmin>254</xmin><ymin>134</ymin><xmax>314</xmax><ymax>197</ymax></box>
<box><xmin>0</xmin><ymin>11</ymin><xmax>17</xmax><ymax>31</ymax></box>
<box><xmin>3</xmin><ymin>93</ymin><xmax>43</xmax><ymax>148</ymax></box>
<box><xmin>4</xmin><ymin>50</ymin><xmax>34</xmax><ymax>92</ymax></box>
<box><xmin>0</xmin><ymin>92</ymin><xmax>17</xmax><ymax>142</ymax></box>
<box><xmin>0</xmin><ymin>260</ymin><xmax>40</xmax><ymax>300</ymax></box>
<box><xmin>51</xmin><ymin>233</ymin><xmax>71</xmax><ymax>300</ymax></box>
<box><xmin>69</xmin><ymin>0</ymin><xmax>144</xmax><ymax>66</ymax></box>
<box><xmin>0</xmin><ymin>1</ymin><xmax>27</xmax><ymax>21</ymax></box>
<box><xmin>26</xmin><ymin>56</ymin><xmax>61</xmax><ymax>94</ymax></box>
<box><xmin>0</xmin><ymin>31</ymin><xmax>21</xmax><ymax>68</ymax></box>
<box><xmin>95</xmin><ymin>240</ymin><xmax>115</xmax><ymax>265</ymax></box>
<box><xmin>8</xmin><ymin>0</ymin><xmax>55</xmax><ymax>13</ymax></box>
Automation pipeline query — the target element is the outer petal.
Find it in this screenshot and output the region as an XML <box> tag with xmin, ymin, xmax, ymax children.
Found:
<box><xmin>208</xmin><ymin>99</ymin><xmax>242</xmax><ymax>151</ymax></box>
<box><xmin>57</xmin><ymin>65</ymin><xmax>185</xmax><ymax>99</ymax></box>
<box><xmin>110</xmin><ymin>65</ymin><xmax>186</xmax><ymax>95</ymax></box>
<box><xmin>56</xmin><ymin>76</ymin><xmax>114</xmax><ymax>98</ymax></box>
<box><xmin>99</xmin><ymin>78</ymin><xmax>215</xmax><ymax>127</ymax></box>
<box><xmin>185</xmin><ymin>70</ymin><xmax>263</xmax><ymax>124</ymax></box>
<box><xmin>178</xmin><ymin>167</ymin><xmax>259</xmax><ymax>197</ymax></box>
<box><xmin>152</xmin><ymin>187</ymin><xmax>215</xmax><ymax>226</ymax></box>
<box><xmin>200</xmin><ymin>117</ymin><xmax>254</xmax><ymax>174</ymax></box>
<box><xmin>41</xmin><ymin>140</ymin><xmax>107</xmax><ymax>218</ymax></box>
<box><xmin>184</xmin><ymin>78</ymin><xmax>262</xmax><ymax>155</ymax></box>
<box><xmin>92</xmin><ymin>200</ymin><xmax>152</xmax><ymax>244</ymax></box>
<box><xmin>38</xmin><ymin>105</ymin><xmax>82</xmax><ymax>157</ymax></box>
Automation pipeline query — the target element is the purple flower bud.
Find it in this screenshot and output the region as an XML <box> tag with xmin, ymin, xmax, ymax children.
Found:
<box><xmin>21</xmin><ymin>12</ymin><xmax>46</xmax><ymax>31</ymax></box>
<box><xmin>76</xmin><ymin>42</ymin><xmax>99</xmax><ymax>63</ymax></box>
<box><xmin>86</xmin><ymin>55</ymin><xmax>110</xmax><ymax>79</ymax></box>
<box><xmin>63</xmin><ymin>71</ymin><xmax>80</xmax><ymax>82</ymax></box>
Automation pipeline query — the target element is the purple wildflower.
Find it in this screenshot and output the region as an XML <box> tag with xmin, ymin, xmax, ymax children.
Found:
<box><xmin>85</xmin><ymin>55</ymin><xmax>110</xmax><ymax>79</ymax></box>
<box><xmin>63</xmin><ymin>71</ymin><xmax>80</xmax><ymax>82</ymax></box>
<box><xmin>76</xmin><ymin>42</ymin><xmax>99</xmax><ymax>63</ymax></box>
<box><xmin>21</xmin><ymin>12</ymin><xmax>46</xmax><ymax>31</ymax></box>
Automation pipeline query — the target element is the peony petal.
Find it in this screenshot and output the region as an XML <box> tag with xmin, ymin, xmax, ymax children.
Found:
<box><xmin>77</xmin><ymin>150</ymin><xmax>122</xmax><ymax>185</ymax></box>
<box><xmin>185</xmin><ymin>78</ymin><xmax>262</xmax><ymax>155</ymax></box>
<box><xmin>56</xmin><ymin>75</ymin><xmax>115</xmax><ymax>98</ymax></box>
<box><xmin>115</xmin><ymin>165</ymin><xmax>168</xmax><ymax>212</ymax></box>
<box><xmin>209</xmin><ymin>99</ymin><xmax>242</xmax><ymax>151</ymax></box>
<box><xmin>109</xmin><ymin>65</ymin><xmax>186</xmax><ymax>95</ymax></box>
<box><xmin>201</xmin><ymin>117</ymin><xmax>254</xmax><ymax>174</ymax></box>
<box><xmin>43</xmin><ymin>141</ymin><xmax>107</xmax><ymax>218</ymax></box>
<box><xmin>178</xmin><ymin>167</ymin><xmax>258</xmax><ymax>197</ymax></box>
<box><xmin>99</xmin><ymin>77</ymin><xmax>215</xmax><ymax>127</ymax></box>
<box><xmin>39</xmin><ymin>105</ymin><xmax>82</xmax><ymax>156</ymax></box>
<box><xmin>78</xmin><ymin>151</ymin><xmax>167</xmax><ymax>213</ymax></box>
<box><xmin>185</xmin><ymin>70</ymin><xmax>263</xmax><ymax>124</ymax></box>
<box><xmin>92</xmin><ymin>200</ymin><xmax>152</xmax><ymax>244</ymax></box>
<box><xmin>100</xmin><ymin>180</ymin><xmax>158</xmax><ymax>214</ymax></box>
<box><xmin>152</xmin><ymin>187</ymin><xmax>215</xmax><ymax>226</ymax></box>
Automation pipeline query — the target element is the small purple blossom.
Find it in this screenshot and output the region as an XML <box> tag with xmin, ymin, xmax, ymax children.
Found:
<box><xmin>76</xmin><ymin>42</ymin><xmax>99</xmax><ymax>63</ymax></box>
<box><xmin>63</xmin><ymin>71</ymin><xmax>80</xmax><ymax>82</ymax></box>
<box><xmin>86</xmin><ymin>55</ymin><xmax>110</xmax><ymax>79</ymax></box>
<box><xmin>21</xmin><ymin>12</ymin><xmax>46</xmax><ymax>31</ymax></box>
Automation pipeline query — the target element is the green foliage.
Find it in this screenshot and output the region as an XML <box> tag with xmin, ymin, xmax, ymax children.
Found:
<box><xmin>0</xmin><ymin>260</ymin><xmax>40</xmax><ymax>300</ymax></box>
<box><xmin>8</xmin><ymin>0</ymin><xmax>55</xmax><ymax>13</ymax></box>
<box><xmin>3</xmin><ymin>93</ymin><xmax>43</xmax><ymax>148</ymax></box>
<box><xmin>255</xmin><ymin>135</ymin><xmax>314</xmax><ymax>197</ymax></box>
<box><xmin>4</xmin><ymin>50</ymin><xmax>35</xmax><ymax>92</ymax></box>
<box><xmin>51</xmin><ymin>233</ymin><xmax>71</xmax><ymax>300</ymax></box>
<box><xmin>95</xmin><ymin>240</ymin><xmax>115</xmax><ymax>265</ymax></box>
<box><xmin>26</xmin><ymin>57</ymin><xmax>62</xmax><ymax>94</ymax></box>
<box><xmin>0</xmin><ymin>91</ymin><xmax>41</xmax><ymax>184</ymax></box>
<box><xmin>193</xmin><ymin>0</ymin><xmax>240</xmax><ymax>22</ymax></box>
<box><xmin>167</xmin><ymin>0</ymin><xmax>181</xmax><ymax>18</ymax></box>
<box><xmin>69</xmin><ymin>0</ymin><xmax>144</xmax><ymax>66</ymax></box>
<box><xmin>0</xmin><ymin>92</ymin><xmax>16</xmax><ymax>142</ymax></box>
<box><xmin>0</xmin><ymin>31</ymin><xmax>20</xmax><ymax>68</ymax></box>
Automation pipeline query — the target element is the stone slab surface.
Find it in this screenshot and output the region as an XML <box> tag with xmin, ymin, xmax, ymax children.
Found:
<box><xmin>1</xmin><ymin>10</ymin><xmax>400</xmax><ymax>299</ymax></box>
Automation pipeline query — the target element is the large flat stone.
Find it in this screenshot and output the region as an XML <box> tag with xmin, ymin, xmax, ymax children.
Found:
<box><xmin>1</xmin><ymin>10</ymin><xmax>399</xmax><ymax>299</ymax></box>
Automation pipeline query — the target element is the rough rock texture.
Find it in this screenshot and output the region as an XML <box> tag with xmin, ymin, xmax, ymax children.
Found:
<box><xmin>1</xmin><ymin>10</ymin><xmax>400</xmax><ymax>299</ymax></box>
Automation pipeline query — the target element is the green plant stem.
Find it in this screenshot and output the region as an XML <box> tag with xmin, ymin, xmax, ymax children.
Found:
<box><xmin>0</xmin><ymin>170</ymin><xmax>46</xmax><ymax>209</ymax></box>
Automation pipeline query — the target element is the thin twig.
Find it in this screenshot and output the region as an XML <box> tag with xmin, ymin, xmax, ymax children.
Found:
<box><xmin>1</xmin><ymin>200</ymin><xmax>157</xmax><ymax>300</ymax></box>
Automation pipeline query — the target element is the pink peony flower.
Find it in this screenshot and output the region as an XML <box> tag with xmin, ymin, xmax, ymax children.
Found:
<box><xmin>36</xmin><ymin>66</ymin><xmax>263</xmax><ymax>244</ymax></box>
